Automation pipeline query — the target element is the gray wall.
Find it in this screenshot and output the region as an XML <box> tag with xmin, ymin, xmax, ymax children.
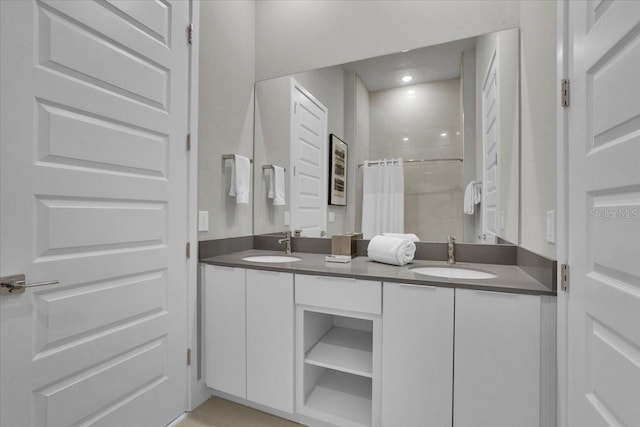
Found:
<box><xmin>255</xmin><ymin>0</ymin><xmax>520</xmax><ymax>81</ymax></box>
<box><xmin>253</xmin><ymin>66</ymin><xmax>346</xmax><ymax>235</ymax></box>
<box><xmin>197</xmin><ymin>0</ymin><xmax>255</xmax><ymax>240</ymax></box>
<box><xmin>520</xmin><ymin>0</ymin><xmax>557</xmax><ymax>258</ymax></box>
<box><xmin>369</xmin><ymin>79</ymin><xmax>463</xmax><ymax>241</ymax></box>
<box><xmin>475</xmin><ymin>28</ymin><xmax>520</xmax><ymax>245</ymax></box>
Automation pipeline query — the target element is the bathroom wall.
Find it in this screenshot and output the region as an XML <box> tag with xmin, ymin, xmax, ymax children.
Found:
<box><xmin>255</xmin><ymin>1</ymin><xmax>520</xmax><ymax>81</ymax></box>
<box><xmin>475</xmin><ymin>28</ymin><xmax>520</xmax><ymax>245</ymax></box>
<box><xmin>461</xmin><ymin>49</ymin><xmax>477</xmax><ymax>242</ymax></box>
<box><xmin>253</xmin><ymin>1</ymin><xmax>557</xmax><ymax>259</ymax></box>
<box><xmin>345</xmin><ymin>73</ymin><xmax>370</xmax><ymax>231</ymax></box>
<box><xmin>369</xmin><ymin>79</ymin><xmax>463</xmax><ymax>241</ymax></box>
<box><xmin>254</xmin><ymin>66</ymin><xmax>346</xmax><ymax>235</ymax></box>
<box><xmin>198</xmin><ymin>0</ymin><xmax>255</xmax><ymax>240</ymax></box>
<box><xmin>519</xmin><ymin>0</ymin><xmax>557</xmax><ymax>258</ymax></box>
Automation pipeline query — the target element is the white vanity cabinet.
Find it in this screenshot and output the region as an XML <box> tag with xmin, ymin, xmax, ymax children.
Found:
<box><xmin>203</xmin><ymin>265</ymin><xmax>294</xmax><ymax>413</ymax></box>
<box><xmin>295</xmin><ymin>274</ymin><xmax>382</xmax><ymax>427</ymax></box>
<box><xmin>204</xmin><ymin>265</ymin><xmax>246</xmax><ymax>398</ymax></box>
<box><xmin>381</xmin><ymin>283</ymin><xmax>454</xmax><ymax>427</ymax></box>
<box><xmin>246</xmin><ymin>269</ymin><xmax>294</xmax><ymax>413</ymax></box>
<box><xmin>453</xmin><ymin>289</ymin><xmax>541</xmax><ymax>427</ymax></box>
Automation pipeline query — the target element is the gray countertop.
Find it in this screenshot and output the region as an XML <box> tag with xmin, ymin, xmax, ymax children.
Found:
<box><xmin>200</xmin><ymin>249</ymin><xmax>556</xmax><ymax>296</ymax></box>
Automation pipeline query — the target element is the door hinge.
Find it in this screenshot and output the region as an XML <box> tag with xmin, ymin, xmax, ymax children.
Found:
<box><xmin>188</xmin><ymin>23</ymin><xmax>193</xmax><ymax>45</ymax></box>
<box><xmin>187</xmin><ymin>348</ymin><xmax>192</xmax><ymax>366</ymax></box>
<box><xmin>560</xmin><ymin>263</ymin><xmax>569</xmax><ymax>292</ymax></box>
<box><xmin>186</xmin><ymin>134</ymin><xmax>191</xmax><ymax>151</ymax></box>
<box><xmin>561</xmin><ymin>79</ymin><xmax>570</xmax><ymax>107</ymax></box>
<box><xmin>186</xmin><ymin>242</ymin><xmax>191</xmax><ymax>258</ymax></box>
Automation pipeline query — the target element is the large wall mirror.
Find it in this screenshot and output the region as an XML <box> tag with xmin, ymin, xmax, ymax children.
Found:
<box><xmin>254</xmin><ymin>28</ymin><xmax>520</xmax><ymax>244</ymax></box>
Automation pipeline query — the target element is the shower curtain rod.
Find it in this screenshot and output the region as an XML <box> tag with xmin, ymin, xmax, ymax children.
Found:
<box><xmin>357</xmin><ymin>158</ymin><xmax>463</xmax><ymax>168</ymax></box>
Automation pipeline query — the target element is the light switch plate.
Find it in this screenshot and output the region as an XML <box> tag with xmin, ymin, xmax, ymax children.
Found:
<box><xmin>546</xmin><ymin>210</ymin><xmax>556</xmax><ymax>243</ymax></box>
<box><xmin>328</xmin><ymin>212</ymin><xmax>335</xmax><ymax>223</ymax></box>
<box><xmin>198</xmin><ymin>211</ymin><xmax>209</xmax><ymax>232</ymax></box>
<box><xmin>284</xmin><ymin>211</ymin><xmax>290</xmax><ymax>226</ymax></box>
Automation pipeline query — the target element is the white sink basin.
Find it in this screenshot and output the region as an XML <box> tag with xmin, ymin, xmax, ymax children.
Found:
<box><xmin>242</xmin><ymin>255</ymin><xmax>302</xmax><ymax>263</ymax></box>
<box><xmin>412</xmin><ymin>266</ymin><xmax>497</xmax><ymax>280</ymax></box>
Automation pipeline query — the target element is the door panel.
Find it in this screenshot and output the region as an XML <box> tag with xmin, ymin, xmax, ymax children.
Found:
<box><xmin>290</xmin><ymin>81</ymin><xmax>328</xmax><ymax>237</ymax></box>
<box><xmin>568</xmin><ymin>1</ymin><xmax>640</xmax><ymax>426</ymax></box>
<box><xmin>0</xmin><ymin>1</ymin><xmax>189</xmax><ymax>426</ymax></box>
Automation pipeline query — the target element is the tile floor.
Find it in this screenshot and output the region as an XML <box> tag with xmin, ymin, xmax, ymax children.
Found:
<box><xmin>176</xmin><ymin>396</ymin><xmax>302</xmax><ymax>427</ymax></box>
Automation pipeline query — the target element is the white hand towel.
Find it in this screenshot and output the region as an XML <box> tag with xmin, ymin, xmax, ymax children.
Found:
<box><xmin>367</xmin><ymin>235</ymin><xmax>416</xmax><ymax>266</ymax></box>
<box><xmin>228</xmin><ymin>155</ymin><xmax>250</xmax><ymax>204</ymax></box>
<box><xmin>473</xmin><ymin>181</ymin><xmax>482</xmax><ymax>204</ymax></box>
<box><xmin>273</xmin><ymin>166</ymin><xmax>285</xmax><ymax>206</ymax></box>
<box><xmin>464</xmin><ymin>181</ymin><xmax>476</xmax><ymax>215</ymax></box>
<box><xmin>383</xmin><ymin>232</ymin><xmax>420</xmax><ymax>242</ymax></box>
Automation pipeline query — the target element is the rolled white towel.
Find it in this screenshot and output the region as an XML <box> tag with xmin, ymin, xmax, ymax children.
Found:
<box><xmin>383</xmin><ymin>232</ymin><xmax>420</xmax><ymax>242</ymax></box>
<box><xmin>367</xmin><ymin>235</ymin><xmax>416</xmax><ymax>266</ymax></box>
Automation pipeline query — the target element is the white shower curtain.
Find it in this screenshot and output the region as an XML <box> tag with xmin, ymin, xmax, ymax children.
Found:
<box><xmin>361</xmin><ymin>159</ymin><xmax>405</xmax><ymax>239</ymax></box>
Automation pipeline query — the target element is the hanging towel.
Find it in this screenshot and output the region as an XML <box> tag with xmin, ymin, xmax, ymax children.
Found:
<box><xmin>229</xmin><ymin>155</ymin><xmax>250</xmax><ymax>204</ymax></box>
<box><xmin>464</xmin><ymin>181</ymin><xmax>481</xmax><ymax>215</ymax></box>
<box><xmin>383</xmin><ymin>232</ymin><xmax>420</xmax><ymax>242</ymax></box>
<box><xmin>272</xmin><ymin>166</ymin><xmax>285</xmax><ymax>206</ymax></box>
<box><xmin>367</xmin><ymin>235</ymin><xmax>416</xmax><ymax>266</ymax></box>
<box><xmin>464</xmin><ymin>181</ymin><xmax>475</xmax><ymax>214</ymax></box>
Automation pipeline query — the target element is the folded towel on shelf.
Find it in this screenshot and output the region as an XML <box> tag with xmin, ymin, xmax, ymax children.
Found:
<box><xmin>228</xmin><ymin>155</ymin><xmax>251</xmax><ymax>204</ymax></box>
<box><xmin>367</xmin><ymin>235</ymin><xmax>416</xmax><ymax>266</ymax></box>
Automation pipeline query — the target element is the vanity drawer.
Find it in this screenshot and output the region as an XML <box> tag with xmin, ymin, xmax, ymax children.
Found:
<box><xmin>294</xmin><ymin>274</ymin><xmax>381</xmax><ymax>314</ymax></box>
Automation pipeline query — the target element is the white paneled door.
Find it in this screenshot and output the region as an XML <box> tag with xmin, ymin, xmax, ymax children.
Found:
<box><xmin>567</xmin><ymin>1</ymin><xmax>640</xmax><ymax>426</ymax></box>
<box><xmin>0</xmin><ymin>1</ymin><xmax>189</xmax><ymax>426</ymax></box>
<box><xmin>290</xmin><ymin>80</ymin><xmax>328</xmax><ymax>237</ymax></box>
<box><xmin>482</xmin><ymin>49</ymin><xmax>500</xmax><ymax>244</ymax></box>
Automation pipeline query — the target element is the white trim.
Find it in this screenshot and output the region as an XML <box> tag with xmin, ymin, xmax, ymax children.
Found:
<box><xmin>186</xmin><ymin>0</ymin><xmax>211</xmax><ymax>411</ymax></box>
<box><xmin>555</xmin><ymin>1</ymin><xmax>569</xmax><ymax>426</ymax></box>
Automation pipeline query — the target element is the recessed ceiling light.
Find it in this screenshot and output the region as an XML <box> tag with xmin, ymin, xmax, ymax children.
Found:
<box><xmin>402</xmin><ymin>75</ymin><xmax>413</xmax><ymax>82</ymax></box>
<box><xmin>403</xmin><ymin>137</ymin><xmax>409</xmax><ymax>142</ymax></box>
<box><xmin>441</xmin><ymin>132</ymin><xmax>448</xmax><ymax>137</ymax></box>
<box><xmin>456</xmin><ymin>131</ymin><xmax>460</xmax><ymax>135</ymax></box>
<box><xmin>407</xmin><ymin>89</ymin><xmax>416</xmax><ymax>95</ymax></box>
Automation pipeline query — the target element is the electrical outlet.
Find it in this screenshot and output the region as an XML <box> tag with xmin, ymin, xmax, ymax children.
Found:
<box><xmin>328</xmin><ymin>212</ymin><xmax>335</xmax><ymax>223</ymax></box>
<box><xmin>198</xmin><ymin>211</ymin><xmax>209</xmax><ymax>232</ymax></box>
<box><xmin>546</xmin><ymin>210</ymin><xmax>556</xmax><ymax>243</ymax></box>
<box><xmin>284</xmin><ymin>211</ymin><xmax>290</xmax><ymax>226</ymax></box>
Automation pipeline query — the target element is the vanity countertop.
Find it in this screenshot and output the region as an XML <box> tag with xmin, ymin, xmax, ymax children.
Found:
<box><xmin>200</xmin><ymin>249</ymin><xmax>556</xmax><ymax>296</ymax></box>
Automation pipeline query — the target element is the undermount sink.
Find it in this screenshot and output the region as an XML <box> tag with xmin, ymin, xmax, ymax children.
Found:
<box><xmin>411</xmin><ymin>266</ymin><xmax>497</xmax><ymax>280</ymax></box>
<box><xmin>242</xmin><ymin>255</ymin><xmax>302</xmax><ymax>263</ymax></box>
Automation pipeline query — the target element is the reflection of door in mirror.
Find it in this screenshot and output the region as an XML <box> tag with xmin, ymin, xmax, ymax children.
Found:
<box><xmin>482</xmin><ymin>48</ymin><xmax>499</xmax><ymax>244</ymax></box>
<box><xmin>290</xmin><ymin>80</ymin><xmax>328</xmax><ymax>237</ymax></box>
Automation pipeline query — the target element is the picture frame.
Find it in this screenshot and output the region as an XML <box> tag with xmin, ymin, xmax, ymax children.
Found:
<box><xmin>329</xmin><ymin>134</ymin><xmax>347</xmax><ymax>206</ymax></box>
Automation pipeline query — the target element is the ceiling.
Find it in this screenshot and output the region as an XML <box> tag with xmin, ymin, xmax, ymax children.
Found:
<box><xmin>342</xmin><ymin>36</ymin><xmax>477</xmax><ymax>92</ymax></box>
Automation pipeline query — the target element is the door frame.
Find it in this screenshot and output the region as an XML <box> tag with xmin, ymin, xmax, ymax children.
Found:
<box><xmin>186</xmin><ymin>0</ymin><xmax>211</xmax><ymax>412</ymax></box>
<box><xmin>555</xmin><ymin>1</ymin><xmax>569</xmax><ymax>427</ymax></box>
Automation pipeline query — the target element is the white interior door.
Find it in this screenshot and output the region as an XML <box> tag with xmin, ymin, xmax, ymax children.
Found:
<box><xmin>482</xmin><ymin>49</ymin><xmax>500</xmax><ymax>244</ymax></box>
<box><xmin>0</xmin><ymin>1</ymin><xmax>190</xmax><ymax>426</ymax></box>
<box><xmin>567</xmin><ymin>1</ymin><xmax>640</xmax><ymax>426</ymax></box>
<box><xmin>290</xmin><ymin>79</ymin><xmax>328</xmax><ymax>237</ymax></box>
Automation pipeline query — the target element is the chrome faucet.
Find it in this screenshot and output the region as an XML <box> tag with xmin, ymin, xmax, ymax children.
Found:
<box><xmin>278</xmin><ymin>230</ymin><xmax>292</xmax><ymax>255</ymax></box>
<box><xmin>447</xmin><ymin>235</ymin><xmax>456</xmax><ymax>265</ymax></box>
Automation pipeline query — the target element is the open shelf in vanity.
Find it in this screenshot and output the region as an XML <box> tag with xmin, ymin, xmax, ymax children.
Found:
<box><xmin>297</xmin><ymin>308</ymin><xmax>380</xmax><ymax>427</ymax></box>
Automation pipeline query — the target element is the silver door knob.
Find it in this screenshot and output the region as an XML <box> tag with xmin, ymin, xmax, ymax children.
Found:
<box><xmin>1</xmin><ymin>274</ymin><xmax>59</xmax><ymax>295</ymax></box>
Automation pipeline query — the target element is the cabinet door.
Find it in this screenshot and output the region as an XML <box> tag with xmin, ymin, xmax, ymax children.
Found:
<box><xmin>381</xmin><ymin>283</ymin><xmax>454</xmax><ymax>427</ymax></box>
<box><xmin>246</xmin><ymin>270</ymin><xmax>294</xmax><ymax>412</ymax></box>
<box><xmin>454</xmin><ymin>289</ymin><xmax>540</xmax><ymax>427</ymax></box>
<box><xmin>203</xmin><ymin>265</ymin><xmax>246</xmax><ymax>398</ymax></box>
